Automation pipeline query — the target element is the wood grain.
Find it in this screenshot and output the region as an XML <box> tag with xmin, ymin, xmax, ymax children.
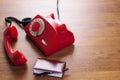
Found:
<box><xmin>0</xmin><ymin>0</ymin><xmax>120</xmax><ymax>80</ymax></box>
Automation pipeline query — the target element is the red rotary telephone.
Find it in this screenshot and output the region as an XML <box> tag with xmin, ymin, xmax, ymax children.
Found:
<box><xmin>24</xmin><ymin>13</ymin><xmax>75</xmax><ymax>56</ymax></box>
<box><xmin>4</xmin><ymin>26</ymin><xmax>27</xmax><ymax>65</ymax></box>
<box><xmin>4</xmin><ymin>13</ymin><xmax>75</xmax><ymax>65</ymax></box>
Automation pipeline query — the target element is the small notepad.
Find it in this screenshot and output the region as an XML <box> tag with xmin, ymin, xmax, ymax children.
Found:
<box><xmin>33</xmin><ymin>58</ymin><xmax>66</xmax><ymax>78</ymax></box>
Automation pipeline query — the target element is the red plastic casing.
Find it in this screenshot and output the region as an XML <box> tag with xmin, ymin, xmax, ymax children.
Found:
<box><xmin>24</xmin><ymin>13</ymin><xmax>75</xmax><ymax>56</ymax></box>
<box><xmin>4</xmin><ymin>26</ymin><xmax>27</xmax><ymax>65</ymax></box>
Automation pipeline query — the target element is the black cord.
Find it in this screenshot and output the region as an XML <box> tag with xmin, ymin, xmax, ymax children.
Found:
<box><xmin>57</xmin><ymin>0</ymin><xmax>60</xmax><ymax>20</ymax></box>
<box><xmin>5</xmin><ymin>17</ymin><xmax>32</xmax><ymax>27</ymax></box>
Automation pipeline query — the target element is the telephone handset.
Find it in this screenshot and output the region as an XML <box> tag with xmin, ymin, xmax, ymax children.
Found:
<box><xmin>4</xmin><ymin>26</ymin><xmax>27</xmax><ymax>65</ymax></box>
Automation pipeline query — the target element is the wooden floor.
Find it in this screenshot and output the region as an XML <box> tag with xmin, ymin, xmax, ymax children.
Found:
<box><xmin>0</xmin><ymin>0</ymin><xmax>120</xmax><ymax>80</ymax></box>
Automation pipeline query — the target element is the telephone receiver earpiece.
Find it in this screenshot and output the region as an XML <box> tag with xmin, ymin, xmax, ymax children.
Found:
<box><xmin>4</xmin><ymin>26</ymin><xmax>27</xmax><ymax>65</ymax></box>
